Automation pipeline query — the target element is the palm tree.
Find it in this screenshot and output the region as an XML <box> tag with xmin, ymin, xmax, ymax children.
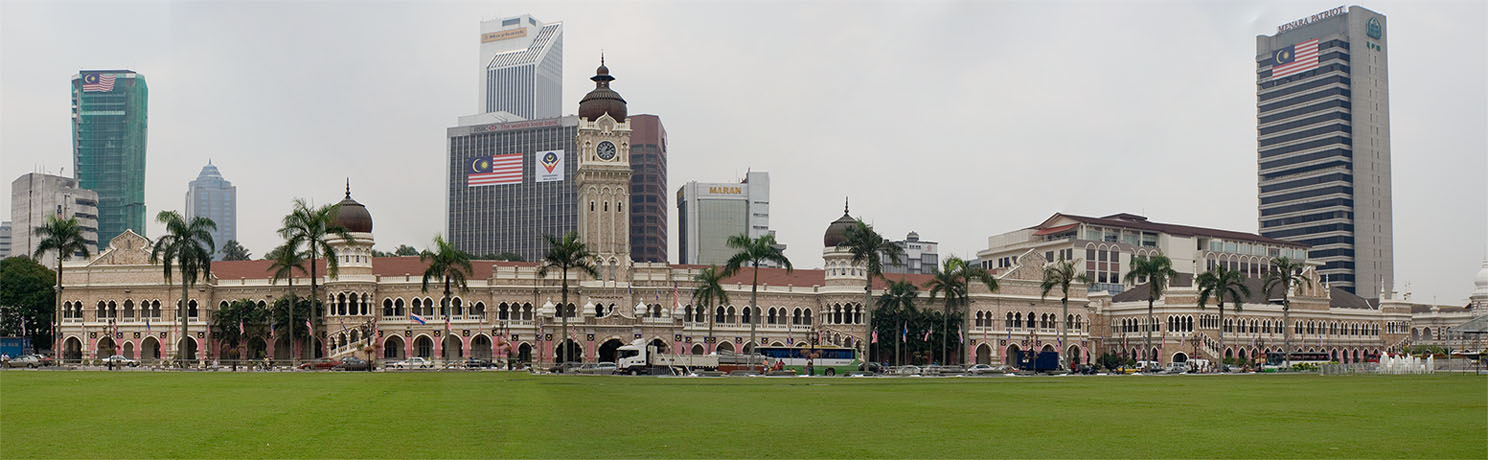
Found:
<box><xmin>841</xmin><ymin>220</ymin><xmax>904</xmax><ymax>367</ymax></box>
<box><xmin>267</xmin><ymin>243</ymin><xmax>309</xmax><ymax>364</ymax></box>
<box><xmin>220</xmin><ymin>240</ymin><xmax>252</xmax><ymax>261</ymax></box>
<box><xmin>1040</xmin><ymin>258</ymin><xmax>1090</xmax><ymax>370</ymax></box>
<box><xmin>278</xmin><ymin>199</ymin><xmax>353</xmax><ymax>358</ymax></box>
<box><xmin>150</xmin><ymin>211</ymin><xmax>216</xmax><ymax>364</ymax></box>
<box><xmin>32</xmin><ymin>215</ymin><xmax>91</xmax><ymax>362</ymax></box>
<box><xmin>875</xmin><ymin>279</ymin><xmax>918</xmax><ymax>365</ymax></box>
<box><xmin>420</xmin><ymin>235</ymin><xmax>473</xmax><ymax>363</ymax></box>
<box><xmin>926</xmin><ymin>257</ymin><xmax>998</xmax><ymax>365</ymax></box>
<box><xmin>691</xmin><ymin>266</ymin><xmax>730</xmax><ymax>353</ymax></box>
<box><xmin>1124</xmin><ymin>255</ymin><xmax>1179</xmax><ymax>363</ymax></box>
<box><xmin>1197</xmin><ymin>265</ymin><xmax>1251</xmax><ymax>368</ymax></box>
<box><xmin>723</xmin><ymin>233</ymin><xmax>792</xmax><ymax>364</ymax></box>
<box><xmin>539</xmin><ymin>232</ymin><xmax>597</xmax><ymax>365</ymax></box>
<box><xmin>1263</xmin><ymin>257</ymin><xmax>1311</xmax><ymax>367</ymax></box>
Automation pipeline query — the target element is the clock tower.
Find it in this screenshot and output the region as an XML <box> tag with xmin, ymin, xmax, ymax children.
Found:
<box><xmin>575</xmin><ymin>59</ymin><xmax>632</xmax><ymax>279</ymax></box>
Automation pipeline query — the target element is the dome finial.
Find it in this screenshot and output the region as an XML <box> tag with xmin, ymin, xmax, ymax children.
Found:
<box><xmin>844</xmin><ymin>197</ymin><xmax>850</xmax><ymax>215</ymax></box>
<box><xmin>345</xmin><ymin>178</ymin><xmax>351</xmax><ymax>199</ymax></box>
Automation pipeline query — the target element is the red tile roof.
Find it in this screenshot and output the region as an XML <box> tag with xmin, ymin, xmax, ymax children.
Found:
<box><xmin>209</xmin><ymin>256</ymin><xmax>536</xmax><ymax>281</ymax></box>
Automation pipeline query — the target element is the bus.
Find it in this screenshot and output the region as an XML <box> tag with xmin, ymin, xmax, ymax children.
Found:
<box><xmin>1265</xmin><ymin>352</ymin><xmax>1332</xmax><ymax>368</ymax></box>
<box><xmin>757</xmin><ymin>346</ymin><xmax>861</xmax><ymax>376</ymax></box>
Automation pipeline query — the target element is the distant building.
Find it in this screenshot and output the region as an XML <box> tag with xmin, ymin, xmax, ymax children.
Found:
<box><xmin>446</xmin><ymin>116</ymin><xmax>580</xmax><ymax>261</ymax></box>
<box><xmin>0</xmin><ymin>221</ymin><xmax>11</xmax><ymax>258</ymax></box>
<box><xmin>1256</xmin><ymin>6</ymin><xmax>1392</xmax><ymax>295</ymax></box>
<box><xmin>477</xmin><ymin>14</ymin><xmax>563</xmax><ymax>119</ymax></box>
<box><xmin>677</xmin><ymin>171</ymin><xmax>780</xmax><ymax>266</ymax></box>
<box><xmin>72</xmin><ymin>69</ymin><xmax>148</xmax><ymax>250</ymax></box>
<box><xmin>9</xmin><ymin>173</ymin><xmax>99</xmax><ymax>267</ymax></box>
<box><xmin>882</xmin><ymin>232</ymin><xmax>938</xmax><ymax>275</ymax></box>
<box><xmin>977</xmin><ymin>213</ymin><xmax>1309</xmax><ymax>295</ymax></box>
<box><xmin>628</xmin><ymin>114</ymin><xmax>667</xmax><ymax>263</ymax></box>
<box><xmin>185</xmin><ymin>162</ymin><xmax>237</xmax><ymax>260</ymax></box>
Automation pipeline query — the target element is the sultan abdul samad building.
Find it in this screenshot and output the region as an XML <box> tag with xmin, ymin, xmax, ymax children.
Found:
<box><xmin>52</xmin><ymin>62</ymin><xmax>1485</xmax><ymax>367</ymax></box>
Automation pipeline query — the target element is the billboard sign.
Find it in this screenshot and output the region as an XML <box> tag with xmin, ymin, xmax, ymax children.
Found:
<box><xmin>535</xmin><ymin>150</ymin><xmax>565</xmax><ymax>183</ymax></box>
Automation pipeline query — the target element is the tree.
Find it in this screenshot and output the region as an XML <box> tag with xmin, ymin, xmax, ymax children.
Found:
<box><xmin>841</xmin><ymin>220</ymin><xmax>903</xmax><ymax>367</ymax></box>
<box><xmin>926</xmin><ymin>257</ymin><xmax>998</xmax><ymax>365</ymax></box>
<box><xmin>1197</xmin><ymin>265</ymin><xmax>1251</xmax><ymax>368</ymax></box>
<box><xmin>874</xmin><ymin>279</ymin><xmax>918</xmax><ymax>365</ymax></box>
<box><xmin>420</xmin><ymin>235</ymin><xmax>473</xmax><ymax>363</ymax></box>
<box><xmin>394</xmin><ymin>244</ymin><xmax>419</xmax><ymax>256</ymax></box>
<box><xmin>539</xmin><ymin>232</ymin><xmax>597</xmax><ymax>365</ymax></box>
<box><xmin>209</xmin><ymin>299</ymin><xmax>269</xmax><ymax>369</ymax></box>
<box><xmin>1263</xmin><ymin>257</ymin><xmax>1311</xmax><ymax>368</ymax></box>
<box><xmin>723</xmin><ymin>233</ymin><xmax>792</xmax><ymax>364</ymax></box>
<box><xmin>270</xmin><ymin>296</ymin><xmax>323</xmax><ymax>359</ymax></box>
<box><xmin>1039</xmin><ymin>258</ymin><xmax>1089</xmax><ymax>370</ymax></box>
<box><xmin>150</xmin><ymin>211</ymin><xmax>217</xmax><ymax>363</ymax></box>
<box><xmin>267</xmin><ymin>243</ymin><xmax>309</xmax><ymax>364</ymax></box>
<box><xmin>1124</xmin><ymin>255</ymin><xmax>1179</xmax><ymax>363</ymax></box>
<box><xmin>0</xmin><ymin>256</ymin><xmax>56</xmax><ymax>347</ymax></box>
<box><xmin>691</xmin><ymin>266</ymin><xmax>730</xmax><ymax>353</ymax></box>
<box><xmin>220</xmin><ymin>240</ymin><xmax>252</xmax><ymax>261</ymax></box>
<box><xmin>31</xmin><ymin>215</ymin><xmax>91</xmax><ymax>358</ymax></box>
<box><xmin>278</xmin><ymin>198</ymin><xmax>353</xmax><ymax>358</ymax></box>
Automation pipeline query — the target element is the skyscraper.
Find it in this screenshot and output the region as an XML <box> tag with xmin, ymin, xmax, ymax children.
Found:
<box><xmin>1256</xmin><ymin>6</ymin><xmax>1391</xmax><ymax>295</ymax></box>
<box><xmin>72</xmin><ymin>69</ymin><xmax>147</xmax><ymax>250</ymax></box>
<box><xmin>447</xmin><ymin>117</ymin><xmax>579</xmax><ymax>261</ymax></box>
<box><xmin>477</xmin><ymin>14</ymin><xmax>563</xmax><ymax>119</ymax></box>
<box><xmin>9</xmin><ymin>172</ymin><xmax>100</xmax><ymax>267</ymax></box>
<box><xmin>677</xmin><ymin>171</ymin><xmax>780</xmax><ymax>266</ymax></box>
<box><xmin>628</xmin><ymin>114</ymin><xmax>667</xmax><ymax>263</ymax></box>
<box><xmin>185</xmin><ymin>161</ymin><xmax>237</xmax><ymax>260</ymax></box>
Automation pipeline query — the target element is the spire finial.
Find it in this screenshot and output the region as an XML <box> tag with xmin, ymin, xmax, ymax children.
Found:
<box><xmin>345</xmin><ymin>178</ymin><xmax>351</xmax><ymax>199</ymax></box>
<box><xmin>844</xmin><ymin>197</ymin><xmax>850</xmax><ymax>215</ymax></box>
<box><xmin>601</xmin><ymin>51</ymin><xmax>605</xmax><ymax>66</ymax></box>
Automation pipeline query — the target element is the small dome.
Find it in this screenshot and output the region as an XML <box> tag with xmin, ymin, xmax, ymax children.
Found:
<box><xmin>578</xmin><ymin>58</ymin><xmax>627</xmax><ymax>122</ymax></box>
<box><xmin>331</xmin><ymin>182</ymin><xmax>373</xmax><ymax>233</ymax></box>
<box><xmin>1474</xmin><ymin>259</ymin><xmax>1488</xmax><ymax>296</ymax></box>
<box><xmin>823</xmin><ymin>199</ymin><xmax>857</xmax><ymax>247</ymax></box>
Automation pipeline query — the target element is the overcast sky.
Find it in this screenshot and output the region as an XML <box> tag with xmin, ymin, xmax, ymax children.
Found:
<box><xmin>2</xmin><ymin>0</ymin><xmax>1484</xmax><ymax>304</ymax></box>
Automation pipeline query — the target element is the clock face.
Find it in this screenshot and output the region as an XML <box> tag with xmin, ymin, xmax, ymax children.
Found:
<box><xmin>596</xmin><ymin>141</ymin><xmax>617</xmax><ymax>161</ymax></box>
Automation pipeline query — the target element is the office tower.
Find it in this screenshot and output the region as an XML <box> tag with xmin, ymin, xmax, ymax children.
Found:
<box><xmin>1256</xmin><ymin>6</ymin><xmax>1391</xmax><ymax>294</ymax></box>
<box><xmin>628</xmin><ymin>114</ymin><xmax>667</xmax><ymax>263</ymax></box>
<box><xmin>447</xmin><ymin>117</ymin><xmax>579</xmax><ymax>261</ymax></box>
<box><xmin>9</xmin><ymin>173</ymin><xmax>100</xmax><ymax>267</ymax></box>
<box><xmin>882</xmin><ymin>232</ymin><xmax>939</xmax><ymax>275</ymax></box>
<box><xmin>185</xmin><ymin>161</ymin><xmax>237</xmax><ymax>260</ymax></box>
<box><xmin>72</xmin><ymin>69</ymin><xmax>147</xmax><ymax>250</ymax></box>
<box><xmin>677</xmin><ymin>171</ymin><xmax>779</xmax><ymax>266</ymax></box>
<box><xmin>477</xmin><ymin>14</ymin><xmax>563</xmax><ymax>119</ymax></box>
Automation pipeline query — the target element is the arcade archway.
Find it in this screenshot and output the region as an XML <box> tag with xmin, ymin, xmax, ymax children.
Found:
<box><xmin>598</xmin><ymin>339</ymin><xmax>624</xmax><ymax>363</ymax></box>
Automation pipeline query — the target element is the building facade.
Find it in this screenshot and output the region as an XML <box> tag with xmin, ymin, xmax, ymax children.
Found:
<box><xmin>1256</xmin><ymin>6</ymin><xmax>1392</xmax><ymax>295</ymax></box>
<box><xmin>9</xmin><ymin>173</ymin><xmax>99</xmax><ymax>267</ymax></box>
<box><xmin>477</xmin><ymin>14</ymin><xmax>563</xmax><ymax>120</ymax></box>
<box><xmin>185</xmin><ymin>162</ymin><xmax>237</xmax><ymax>260</ymax></box>
<box><xmin>72</xmin><ymin>70</ymin><xmax>147</xmax><ymax>250</ymax></box>
<box><xmin>446</xmin><ymin>117</ymin><xmax>579</xmax><ymax>261</ymax></box>
<box><xmin>882</xmin><ymin>231</ymin><xmax>938</xmax><ymax>275</ymax></box>
<box><xmin>0</xmin><ymin>221</ymin><xmax>11</xmax><ymax>258</ymax></box>
<box><xmin>677</xmin><ymin>171</ymin><xmax>778</xmax><ymax>266</ymax></box>
<box><xmin>978</xmin><ymin>213</ymin><xmax>1310</xmax><ymax>295</ymax></box>
<box><xmin>627</xmin><ymin>114</ymin><xmax>667</xmax><ymax>263</ymax></box>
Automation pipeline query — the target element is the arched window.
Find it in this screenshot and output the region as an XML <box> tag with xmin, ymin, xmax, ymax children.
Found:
<box><xmin>833</xmin><ymin>305</ymin><xmax>842</xmax><ymax>324</ymax></box>
<box><xmin>188</xmin><ymin>300</ymin><xmax>199</xmax><ymax>318</ymax></box>
<box><xmin>522</xmin><ymin>303</ymin><xmax>533</xmax><ymax>321</ymax></box>
<box><xmin>726</xmin><ymin>306</ymin><xmax>736</xmax><ymax>323</ymax></box>
<box><xmin>453</xmin><ymin>298</ymin><xmax>464</xmax><ymax>317</ymax></box>
<box><xmin>715</xmin><ymin>306</ymin><xmax>725</xmax><ymax>323</ymax></box>
<box><xmin>152</xmin><ymin>300</ymin><xmax>161</xmax><ymax>318</ymax></box>
<box><xmin>383</xmin><ymin>299</ymin><xmax>394</xmax><ymax>317</ymax></box>
<box><xmin>395</xmin><ymin>298</ymin><xmax>406</xmax><ymax>317</ymax></box>
<box><xmin>1026</xmin><ymin>312</ymin><xmax>1035</xmax><ymax>328</ymax></box>
<box><xmin>97</xmin><ymin>301</ymin><xmax>106</xmax><ymax>319</ymax></box>
<box><xmin>361</xmin><ymin>294</ymin><xmax>370</xmax><ymax>315</ymax></box>
<box><xmin>742</xmin><ymin>306</ymin><xmax>753</xmax><ymax>324</ymax></box>
<box><xmin>793</xmin><ymin>308</ymin><xmax>802</xmax><ymax>325</ymax></box>
<box><xmin>854</xmin><ymin>305</ymin><xmax>863</xmax><ymax>324</ymax></box>
<box><xmin>473</xmin><ymin>302</ymin><xmax>485</xmax><ymax>319</ymax></box>
<box><xmin>803</xmin><ymin>308</ymin><xmax>813</xmax><ymax>325</ymax></box>
<box><xmin>337</xmin><ymin>293</ymin><xmax>347</xmax><ymax>316</ymax></box>
<box><xmin>499</xmin><ymin>303</ymin><xmax>510</xmax><ymax>320</ymax></box>
<box><xmin>1006</xmin><ymin>312</ymin><xmax>1014</xmax><ymax>328</ymax></box>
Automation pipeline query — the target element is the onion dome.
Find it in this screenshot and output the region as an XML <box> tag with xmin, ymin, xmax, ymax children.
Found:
<box><xmin>331</xmin><ymin>180</ymin><xmax>373</xmax><ymax>233</ymax></box>
<box><xmin>823</xmin><ymin>198</ymin><xmax>858</xmax><ymax>247</ymax></box>
<box><xmin>578</xmin><ymin>57</ymin><xmax>627</xmax><ymax>122</ymax></box>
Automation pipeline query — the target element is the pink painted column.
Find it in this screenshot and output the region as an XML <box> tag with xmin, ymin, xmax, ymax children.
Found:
<box><xmin>432</xmin><ymin>336</ymin><xmax>443</xmax><ymax>360</ymax></box>
<box><xmin>130</xmin><ymin>339</ymin><xmax>140</xmax><ymax>359</ymax></box>
<box><xmin>460</xmin><ymin>336</ymin><xmax>470</xmax><ymax>358</ymax></box>
<box><xmin>88</xmin><ymin>337</ymin><xmax>98</xmax><ymax>359</ymax></box>
<box><xmin>404</xmin><ymin>337</ymin><xmax>413</xmax><ymax>359</ymax></box>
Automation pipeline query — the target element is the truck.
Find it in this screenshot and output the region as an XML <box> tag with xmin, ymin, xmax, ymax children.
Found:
<box><xmin>1017</xmin><ymin>351</ymin><xmax>1061</xmax><ymax>372</ymax></box>
<box><xmin>0</xmin><ymin>337</ymin><xmax>33</xmax><ymax>359</ymax></box>
<box><xmin>615</xmin><ymin>339</ymin><xmax>720</xmax><ymax>375</ymax></box>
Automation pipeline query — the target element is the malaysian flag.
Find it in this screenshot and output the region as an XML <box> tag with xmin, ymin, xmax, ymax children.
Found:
<box><xmin>1270</xmin><ymin>39</ymin><xmax>1320</xmax><ymax>79</ymax></box>
<box><xmin>81</xmin><ymin>72</ymin><xmax>116</xmax><ymax>92</ymax></box>
<box><xmin>467</xmin><ymin>154</ymin><xmax>523</xmax><ymax>186</ymax></box>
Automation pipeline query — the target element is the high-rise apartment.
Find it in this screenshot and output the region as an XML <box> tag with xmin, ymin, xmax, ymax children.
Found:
<box><xmin>477</xmin><ymin>14</ymin><xmax>563</xmax><ymax>119</ymax></box>
<box><xmin>72</xmin><ymin>69</ymin><xmax>147</xmax><ymax>250</ymax></box>
<box><xmin>1256</xmin><ymin>6</ymin><xmax>1391</xmax><ymax>295</ymax></box>
<box><xmin>185</xmin><ymin>162</ymin><xmax>237</xmax><ymax>260</ymax></box>
<box><xmin>9</xmin><ymin>173</ymin><xmax>100</xmax><ymax>267</ymax></box>
<box><xmin>628</xmin><ymin>114</ymin><xmax>667</xmax><ymax>263</ymax></box>
<box><xmin>677</xmin><ymin>171</ymin><xmax>779</xmax><ymax>266</ymax></box>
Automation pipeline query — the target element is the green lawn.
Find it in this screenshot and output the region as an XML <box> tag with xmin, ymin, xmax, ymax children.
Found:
<box><xmin>1</xmin><ymin>371</ymin><xmax>1483</xmax><ymax>459</ymax></box>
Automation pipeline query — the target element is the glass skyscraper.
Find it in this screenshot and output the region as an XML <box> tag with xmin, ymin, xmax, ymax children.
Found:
<box><xmin>185</xmin><ymin>161</ymin><xmax>237</xmax><ymax>260</ymax></box>
<box><xmin>478</xmin><ymin>15</ymin><xmax>563</xmax><ymax>119</ymax></box>
<box><xmin>72</xmin><ymin>69</ymin><xmax>148</xmax><ymax>250</ymax></box>
<box><xmin>447</xmin><ymin>117</ymin><xmax>579</xmax><ymax>261</ymax></box>
<box><xmin>1256</xmin><ymin>6</ymin><xmax>1392</xmax><ymax>295</ymax></box>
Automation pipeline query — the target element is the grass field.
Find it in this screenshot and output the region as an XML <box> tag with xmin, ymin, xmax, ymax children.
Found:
<box><xmin>1</xmin><ymin>371</ymin><xmax>1483</xmax><ymax>459</ymax></box>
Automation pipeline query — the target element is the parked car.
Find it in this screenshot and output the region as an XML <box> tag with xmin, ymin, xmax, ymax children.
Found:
<box><xmin>461</xmin><ymin>358</ymin><xmax>495</xmax><ymax>369</ymax></box>
<box><xmin>549</xmin><ymin>362</ymin><xmax>584</xmax><ymax>374</ymax></box>
<box><xmin>35</xmin><ymin>354</ymin><xmax>55</xmax><ymax>366</ymax></box>
<box><xmin>968</xmin><ymin>364</ymin><xmax>1011</xmax><ymax>375</ymax></box>
<box><xmin>298</xmin><ymin>358</ymin><xmax>341</xmax><ymax>370</ymax></box>
<box><xmin>335</xmin><ymin>356</ymin><xmax>370</xmax><ymax>371</ymax></box>
<box><xmin>101</xmin><ymin>354</ymin><xmax>140</xmax><ymax>367</ymax></box>
<box><xmin>4</xmin><ymin>354</ymin><xmax>44</xmax><ymax>368</ymax></box>
<box><xmin>575</xmin><ymin>362</ymin><xmax>618</xmax><ymax>375</ymax></box>
<box><xmin>892</xmin><ymin>365</ymin><xmax>922</xmax><ymax>376</ymax></box>
<box><xmin>924</xmin><ymin>365</ymin><xmax>967</xmax><ymax>376</ymax></box>
<box><xmin>390</xmin><ymin>357</ymin><xmax>433</xmax><ymax>369</ymax></box>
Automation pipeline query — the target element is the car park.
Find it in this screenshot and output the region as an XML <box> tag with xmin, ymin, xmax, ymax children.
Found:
<box><xmin>101</xmin><ymin>354</ymin><xmax>140</xmax><ymax>367</ymax></box>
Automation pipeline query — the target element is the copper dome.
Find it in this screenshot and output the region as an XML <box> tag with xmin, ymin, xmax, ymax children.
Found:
<box><xmin>578</xmin><ymin>60</ymin><xmax>627</xmax><ymax>122</ymax></box>
<box><xmin>331</xmin><ymin>183</ymin><xmax>373</xmax><ymax>233</ymax></box>
<box><xmin>823</xmin><ymin>200</ymin><xmax>858</xmax><ymax>247</ymax></box>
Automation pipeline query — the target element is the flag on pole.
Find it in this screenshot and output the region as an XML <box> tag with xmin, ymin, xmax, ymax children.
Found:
<box><xmin>872</xmin><ymin>330</ymin><xmax>878</xmax><ymax>344</ymax></box>
<box><xmin>410</xmin><ymin>313</ymin><xmax>427</xmax><ymax>325</ymax></box>
<box><xmin>146</xmin><ymin>318</ymin><xmax>151</xmax><ymax>332</ymax></box>
<box><xmin>239</xmin><ymin>319</ymin><xmax>245</xmax><ymax>336</ymax></box>
<box><xmin>957</xmin><ymin>326</ymin><xmax>963</xmax><ymax>344</ymax></box>
<box><xmin>21</xmin><ymin>320</ymin><xmax>26</xmax><ymax>337</ymax></box>
<box><xmin>923</xmin><ymin>329</ymin><xmax>931</xmax><ymax>342</ymax></box>
<box><xmin>902</xmin><ymin>323</ymin><xmax>908</xmax><ymax>343</ymax></box>
<box><xmin>305</xmin><ymin>320</ymin><xmax>314</xmax><ymax>337</ymax></box>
